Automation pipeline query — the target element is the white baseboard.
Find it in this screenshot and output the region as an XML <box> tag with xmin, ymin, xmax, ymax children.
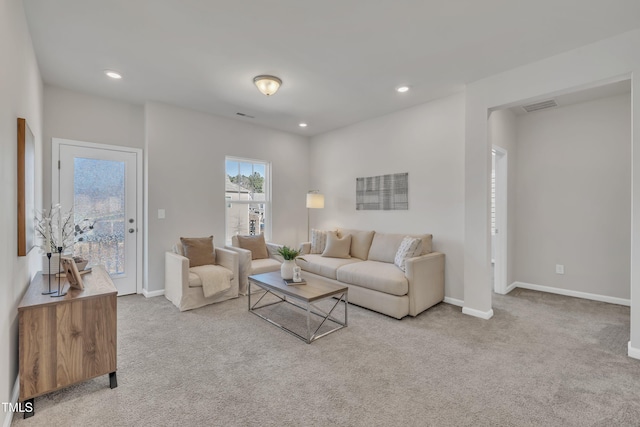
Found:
<box><xmin>443</xmin><ymin>297</ymin><xmax>464</xmax><ymax>307</ymax></box>
<box><xmin>504</xmin><ymin>282</ymin><xmax>518</xmax><ymax>294</ymax></box>
<box><xmin>142</xmin><ymin>288</ymin><xmax>165</xmax><ymax>298</ymax></box>
<box><xmin>462</xmin><ymin>306</ymin><xmax>494</xmax><ymax>320</ymax></box>
<box><xmin>3</xmin><ymin>375</ymin><xmax>19</xmax><ymax>427</ymax></box>
<box><xmin>513</xmin><ymin>281</ymin><xmax>630</xmax><ymax>306</ymax></box>
<box><xmin>629</xmin><ymin>342</ymin><xmax>640</xmax><ymax>360</ymax></box>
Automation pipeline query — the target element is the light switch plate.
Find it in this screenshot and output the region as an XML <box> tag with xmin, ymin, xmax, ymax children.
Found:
<box><xmin>555</xmin><ymin>264</ymin><xmax>564</xmax><ymax>274</ymax></box>
<box><xmin>158</xmin><ymin>209</ymin><xmax>166</xmax><ymax>219</ymax></box>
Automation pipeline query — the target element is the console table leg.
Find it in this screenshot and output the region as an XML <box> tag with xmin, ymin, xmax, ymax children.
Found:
<box><xmin>109</xmin><ymin>372</ymin><xmax>118</xmax><ymax>389</ymax></box>
<box><xmin>23</xmin><ymin>398</ymin><xmax>34</xmax><ymax>419</ymax></box>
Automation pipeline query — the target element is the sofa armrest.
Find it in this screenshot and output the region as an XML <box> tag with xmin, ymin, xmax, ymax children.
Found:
<box><xmin>299</xmin><ymin>242</ymin><xmax>311</xmax><ymax>255</ymax></box>
<box><xmin>165</xmin><ymin>251</ymin><xmax>190</xmax><ymax>304</ymax></box>
<box><xmin>224</xmin><ymin>245</ymin><xmax>251</xmax><ymax>294</ymax></box>
<box><xmin>266</xmin><ymin>242</ymin><xmax>284</xmax><ymax>262</ymax></box>
<box><xmin>215</xmin><ymin>247</ymin><xmax>239</xmax><ymax>280</ymax></box>
<box><xmin>405</xmin><ymin>251</ymin><xmax>445</xmax><ymax>316</ymax></box>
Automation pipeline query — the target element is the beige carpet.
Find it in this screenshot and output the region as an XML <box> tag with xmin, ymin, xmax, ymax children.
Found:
<box><xmin>12</xmin><ymin>288</ymin><xmax>640</xmax><ymax>427</ymax></box>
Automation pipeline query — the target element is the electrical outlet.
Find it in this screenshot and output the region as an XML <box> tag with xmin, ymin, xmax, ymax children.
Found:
<box><xmin>556</xmin><ymin>264</ymin><xmax>564</xmax><ymax>275</ymax></box>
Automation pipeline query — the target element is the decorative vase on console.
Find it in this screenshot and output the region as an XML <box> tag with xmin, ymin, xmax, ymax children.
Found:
<box><xmin>276</xmin><ymin>245</ymin><xmax>304</xmax><ymax>280</ymax></box>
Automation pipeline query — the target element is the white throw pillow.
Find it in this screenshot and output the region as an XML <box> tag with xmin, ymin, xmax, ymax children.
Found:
<box><xmin>394</xmin><ymin>236</ymin><xmax>423</xmax><ymax>272</ymax></box>
<box><xmin>310</xmin><ymin>229</ymin><xmax>328</xmax><ymax>254</ymax></box>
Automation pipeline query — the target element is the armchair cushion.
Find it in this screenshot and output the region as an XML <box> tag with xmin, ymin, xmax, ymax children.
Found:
<box><xmin>180</xmin><ymin>236</ymin><xmax>216</xmax><ymax>267</ymax></box>
<box><xmin>236</xmin><ymin>234</ymin><xmax>269</xmax><ymax>260</ymax></box>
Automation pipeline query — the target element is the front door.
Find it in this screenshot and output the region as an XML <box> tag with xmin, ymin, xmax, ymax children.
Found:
<box><xmin>54</xmin><ymin>139</ymin><xmax>140</xmax><ymax>295</ymax></box>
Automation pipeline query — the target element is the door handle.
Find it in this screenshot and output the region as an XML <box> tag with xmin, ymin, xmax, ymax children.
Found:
<box><xmin>129</xmin><ymin>228</ymin><xmax>135</xmax><ymax>234</ymax></box>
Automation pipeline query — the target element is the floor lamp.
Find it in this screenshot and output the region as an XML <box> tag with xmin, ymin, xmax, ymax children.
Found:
<box><xmin>306</xmin><ymin>190</ymin><xmax>324</xmax><ymax>240</ymax></box>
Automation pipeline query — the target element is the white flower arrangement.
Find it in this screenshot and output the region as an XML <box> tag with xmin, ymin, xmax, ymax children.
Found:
<box><xmin>34</xmin><ymin>204</ymin><xmax>76</xmax><ymax>254</ymax></box>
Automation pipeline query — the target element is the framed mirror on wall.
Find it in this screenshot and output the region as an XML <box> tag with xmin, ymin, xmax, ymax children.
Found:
<box><xmin>17</xmin><ymin>117</ymin><xmax>35</xmax><ymax>256</ymax></box>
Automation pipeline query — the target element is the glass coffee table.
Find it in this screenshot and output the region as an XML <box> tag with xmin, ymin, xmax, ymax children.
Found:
<box><xmin>248</xmin><ymin>271</ymin><xmax>348</xmax><ymax>343</ymax></box>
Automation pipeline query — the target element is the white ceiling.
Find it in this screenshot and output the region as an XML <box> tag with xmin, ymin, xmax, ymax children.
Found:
<box><xmin>23</xmin><ymin>0</ymin><xmax>640</xmax><ymax>136</ymax></box>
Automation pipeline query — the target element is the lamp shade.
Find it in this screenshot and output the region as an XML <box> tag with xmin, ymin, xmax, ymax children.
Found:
<box><xmin>306</xmin><ymin>193</ymin><xmax>325</xmax><ymax>209</ymax></box>
<box><xmin>253</xmin><ymin>75</ymin><xmax>282</xmax><ymax>96</ymax></box>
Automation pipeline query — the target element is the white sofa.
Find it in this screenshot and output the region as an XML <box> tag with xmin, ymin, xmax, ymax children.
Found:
<box><xmin>165</xmin><ymin>243</ymin><xmax>239</xmax><ymax>311</ymax></box>
<box><xmin>297</xmin><ymin>228</ymin><xmax>444</xmax><ymax>319</ymax></box>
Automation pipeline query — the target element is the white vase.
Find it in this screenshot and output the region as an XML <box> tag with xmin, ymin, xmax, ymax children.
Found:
<box><xmin>42</xmin><ymin>253</ymin><xmax>61</xmax><ymax>274</ymax></box>
<box><xmin>281</xmin><ymin>260</ymin><xmax>295</xmax><ymax>280</ymax></box>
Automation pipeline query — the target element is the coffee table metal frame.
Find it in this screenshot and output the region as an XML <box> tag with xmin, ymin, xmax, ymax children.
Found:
<box><xmin>248</xmin><ymin>272</ymin><xmax>348</xmax><ymax>344</ymax></box>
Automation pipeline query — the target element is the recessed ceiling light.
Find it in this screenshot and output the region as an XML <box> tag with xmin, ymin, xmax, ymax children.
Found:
<box><xmin>299</xmin><ymin>123</ymin><xmax>308</xmax><ymax>128</ymax></box>
<box><xmin>104</xmin><ymin>70</ymin><xmax>122</xmax><ymax>79</ymax></box>
<box><xmin>396</xmin><ymin>86</ymin><xmax>410</xmax><ymax>93</ymax></box>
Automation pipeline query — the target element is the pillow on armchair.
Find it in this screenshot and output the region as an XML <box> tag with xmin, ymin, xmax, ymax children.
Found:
<box><xmin>236</xmin><ymin>234</ymin><xmax>269</xmax><ymax>260</ymax></box>
<box><xmin>180</xmin><ymin>236</ymin><xmax>216</xmax><ymax>267</ymax></box>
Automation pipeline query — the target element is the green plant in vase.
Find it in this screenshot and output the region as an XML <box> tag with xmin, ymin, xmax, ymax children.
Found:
<box><xmin>276</xmin><ymin>245</ymin><xmax>305</xmax><ymax>280</ymax></box>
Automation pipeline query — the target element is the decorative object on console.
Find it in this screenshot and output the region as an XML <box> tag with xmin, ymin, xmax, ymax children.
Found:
<box><xmin>306</xmin><ymin>190</ymin><xmax>325</xmax><ymax>240</ymax></box>
<box><xmin>356</xmin><ymin>172</ymin><xmax>408</xmax><ymax>211</ymax></box>
<box><xmin>17</xmin><ymin>118</ymin><xmax>35</xmax><ymax>256</ymax></box>
<box><xmin>60</xmin><ymin>257</ymin><xmax>84</xmax><ymax>290</ymax></box>
<box><xmin>253</xmin><ymin>75</ymin><xmax>282</xmax><ymax>96</ymax></box>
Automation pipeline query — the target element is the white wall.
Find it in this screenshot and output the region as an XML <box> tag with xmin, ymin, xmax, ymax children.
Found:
<box><xmin>145</xmin><ymin>102</ymin><xmax>309</xmax><ymax>293</ymax></box>
<box><xmin>464</xmin><ymin>29</ymin><xmax>640</xmax><ymax>357</ymax></box>
<box><xmin>0</xmin><ymin>0</ymin><xmax>43</xmax><ymax>424</ymax></box>
<box><xmin>514</xmin><ymin>94</ymin><xmax>631</xmax><ymax>299</ymax></box>
<box><xmin>43</xmin><ymin>84</ymin><xmax>145</xmax><ymax>207</ymax></box>
<box><xmin>488</xmin><ymin>109</ymin><xmax>518</xmax><ymax>286</ymax></box>
<box><xmin>309</xmin><ymin>93</ymin><xmax>466</xmax><ymax>301</ymax></box>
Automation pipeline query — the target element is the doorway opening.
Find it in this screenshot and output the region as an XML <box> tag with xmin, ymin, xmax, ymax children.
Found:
<box><xmin>52</xmin><ymin>138</ymin><xmax>143</xmax><ymax>295</ymax></box>
<box><xmin>492</xmin><ymin>146</ymin><xmax>508</xmax><ymax>295</ymax></box>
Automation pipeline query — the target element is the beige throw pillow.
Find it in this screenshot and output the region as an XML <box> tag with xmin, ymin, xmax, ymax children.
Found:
<box><xmin>322</xmin><ymin>232</ymin><xmax>352</xmax><ymax>259</ymax></box>
<box><xmin>338</xmin><ymin>228</ymin><xmax>375</xmax><ymax>260</ymax></box>
<box><xmin>180</xmin><ymin>236</ymin><xmax>216</xmax><ymax>267</ymax></box>
<box><xmin>236</xmin><ymin>234</ymin><xmax>269</xmax><ymax>260</ymax></box>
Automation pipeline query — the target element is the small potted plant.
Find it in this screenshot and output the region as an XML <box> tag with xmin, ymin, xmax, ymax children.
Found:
<box><xmin>277</xmin><ymin>246</ymin><xmax>304</xmax><ymax>280</ymax></box>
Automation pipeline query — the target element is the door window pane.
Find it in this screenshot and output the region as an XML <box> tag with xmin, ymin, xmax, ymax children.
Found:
<box><xmin>73</xmin><ymin>157</ymin><xmax>126</xmax><ymax>275</ymax></box>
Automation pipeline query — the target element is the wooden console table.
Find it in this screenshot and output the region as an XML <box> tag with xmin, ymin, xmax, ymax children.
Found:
<box><xmin>18</xmin><ymin>266</ymin><xmax>117</xmax><ymax>418</ymax></box>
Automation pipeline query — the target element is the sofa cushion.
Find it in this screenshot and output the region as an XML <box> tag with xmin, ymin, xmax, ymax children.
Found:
<box><xmin>337</xmin><ymin>261</ymin><xmax>408</xmax><ymax>296</ymax></box>
<box><xmin>236</xmin><ymin>234</ymin><xmax>269</xmax><ymax>260</ymax></box>
<box><xmin>180</xmin><ymin>236</ymin><xmax>216</xmax><ymax>267</ymax></box>
<box><xmin>310</xmin><ymin>229</ymin><xmax>329</xmax><ymax>254</ymax></box>
<box><xmin>322</xmin><ymin>232</ymin><xmax>352</xmax><ymax>259</ymax></box>
<box><xmin>338</xmin><ymin>228</ymin><xmax>375</xmax><ymax>260</ymax></box>
<box><xmin>250</xmin><ymin>258</ymin><xmax>281</xmax><ymax>275</ymax></box>
<box><xmin>394</xmin><ymin>236</ymin><xmax>423</xmax><ymax>272</ymax></box>
<box><xmin>296</xmin><ymin>254</ymin><xmax>361</xmax><ymax>280</ymax></box>
<box><xmin>368</xmin><ymin>233</ymin><xmax>433</xmax><ymax>262</ymax></box>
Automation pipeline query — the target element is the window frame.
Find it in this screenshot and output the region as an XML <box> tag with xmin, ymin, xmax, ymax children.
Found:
<box><xmin>224</xmin><ymin>156</ymin><xmax>271</xmax><ymax>245</ymax></box>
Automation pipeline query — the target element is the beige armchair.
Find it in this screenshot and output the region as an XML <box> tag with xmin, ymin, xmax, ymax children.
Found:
<box><xmin>226</xmin><ymin>235</ymin><xmax>282</xmax><ymax>295</ymax></box>
<box><xmin>165</xmin><ymin>240</ymin><xmax>239</xmax><ymax>311</ymax></box>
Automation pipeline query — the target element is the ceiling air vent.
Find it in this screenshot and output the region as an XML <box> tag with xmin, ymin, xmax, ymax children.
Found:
<box><xmin>521</xmin><ymin>99</ymin><xmax>558</xmax><ymax>113</ymax></box>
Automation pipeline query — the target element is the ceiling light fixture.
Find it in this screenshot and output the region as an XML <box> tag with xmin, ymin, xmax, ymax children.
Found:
<box><xmin>104</xmin><ymin>70</ymin><xmax>122</xmax><ymax>79</ymax></box>
<box><xmin>299</xmin><ymin>123</ymin><xmax>307</xmax><ymax>128</ymax></box>
<box><xmin>253</xmin><ymin>75</ymin><xmax>282</xmax><ymax>96</ymax></box>
<box><xmin>396</xmin><ymin>86</ymin><xmax>409</xmax><ymax>93</ymax></box>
